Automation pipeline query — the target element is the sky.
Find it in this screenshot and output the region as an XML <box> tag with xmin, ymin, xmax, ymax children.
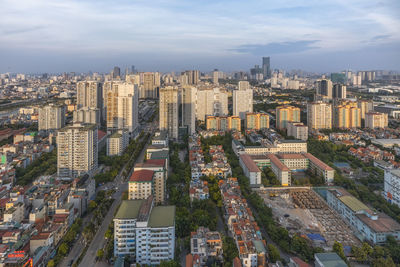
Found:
<box><xmin>0</xmin><ymin>0</ymin><xmax>399</xmax><ymax>73</ymax></box>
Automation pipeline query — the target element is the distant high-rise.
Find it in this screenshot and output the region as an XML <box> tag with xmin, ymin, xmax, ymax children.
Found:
<box><xmin>160</xmin><ymin>86</ymin><xmax>179</xmax><ymax>139</ymax></box>
<box><xmin>334</xmin><ymin>103</ymin><xmax>361</xmax><ymax>128</ymax></box>
<box><xmin>245</xmin><ymin>113</ymin><xmax>269</xmax><ymax>130</ymax></box>
<box><xmin>196</xmin><ymin>88</ymin><xmax>228</xmax><ymax>121</ymax></box>
<box><xmin>76</xmin><ymin>81</ymin><xmax>103</xmax><ymax>121</ymax></box>
<box><xmin>233</xmin><ymin>82</ymin><xmax>253</xmax><ymax>120</ymax></box>
<box><xmin>181</xmin><ymin>86</ymin><xmax>197</xmax><ymax>135</ymax></box>
<box><xmin>105</xmin><ymin>81</ymin><xmax>139</xmax><ymax>133</ymax></box>
<box><xmin>317</xmin><ymin>79</ymin><xmax>333</xmax><ymax>99</ymax></box>
<box><xmin>57</xmin><ymin>123</ymin><xmax>98</xmax><ymax>178</ymax></box>
<box><xmin>307</xmin><ymin>102</ymin><xmax>332</xmax><ymax>130</ymax></box>
<box><xmin>333</xmin><ymin>84</ymin><xmax>347</xmax><ymax>99</ymax></box>
<box><xmin>262</xmin><ymin>57</ymin><xmax>271</xmax><ymax>79</ymax></box>
<box><xmin>73</xmin><ymin>107</ymin><xmax>100</xmax><ymax>125</ymax></box>
<box><xmin>365</xmin><ymin>112</ymin><xmax>388</xmax><ymax>129</ymax></box>
<box><xmin>238</xmin><ymin>81</ymin><xmax>250</xmax><ymax>91</ymax></box>
<box><xmin>182</xmin><ymin>70</ymin><xmax>199</xmax><ymax>85</ymax></box>
<box><xmin>112</xmin><ymin>66</ymin><xmax>121</xmax><ymax>79</ymax></box>
<box><xmin>357</xmin><ymin>99</ymin><xmax>374</xmax><ymax>120</ymax></box>
<box><xmin>38</xmin><ymin>104</ymin><xmax>66</xmax><ymax>131</ymax></box>
<box><xmin>141</xmin><ymin>72</ymin><xmax>160</xmax><ymax>99</ymax></box>
<box><xmin>212</xmin><ymin>69</ymin><xmax>219</xmax><ymax>85</ymax></box>
<box><xmin>275</xmin><ymin>105</ymin><xmax>300</xmax><ymax>130</ymax></box>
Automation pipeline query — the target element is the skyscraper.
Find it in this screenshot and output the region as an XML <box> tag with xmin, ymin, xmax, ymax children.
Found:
<box><xmin>275</xmin><ymin>105</ymin><xmax>300</xmax><ymax>130</ymax></box>
<box><xmin>159</xmin><ymin>86</ymin><xmax>179</xmax><ymax>139</ymax></box>
<box><xmin>181</xmin><ymin>86</ymin><xmax>197</xmax><ymax>135</ymax></box>
<box><xmin>333</xmin><ymin>84</ymin><xmax>347</xmax><ymax>99</ymax></box>
<box><xmin>182</xmin><ymin>70</ymin><xmax>200</xmax><ymax>85</ymax></box>
<box><xmin>212</xmin><ymin>69</ymin><xmax>219</xmax><ymax>85</ymax></box>
<box><xmin>233</xmin><ymin>83</ymin><xmax>253</xmax><ymax>120</ymax></box>
<box><xmin>105</xmin><ymin>81</ymin><xmax>139</xmax><ymax>133</ymax></box>
<box><xmin>112</xmin><ymin>66</ymin><xmax>121</xmax><ymax>79</ymax></box>
<box><xmin>38</xmin><ymin>104</ymin><xmax>66</xmax><ymax>131</ymax></box>
<box><xmin>76</xmin><ymin>81</ymin><xmax>103</xmax><ymax>121</ymax></box>
<box><xmin>307</xmin><ymin>102</ymin><xmax>332</xmax><ymax>130</ymax></box>
<box><xmin>57</xmin><ymin>123</ymin><xmax>98</xmax><ymax>178</ymax></box>
<box><xmin>196</xmin><ymin>88</ymin><xmax>228</xmax><ymax>121</ymax></box>
<box><xmin>334</xmin><ymin>104</ymin><xmax>361</xmax><ymax>128</ymax></box>
<box><xmin>262</xmin><ymin>57</ymin><xmax>271</xmax><ymax>79</ymax></box>
<box><xmin>317</xmin><ymin>79</ymin><xmax>333</xmax><ymax>99</ymax></box>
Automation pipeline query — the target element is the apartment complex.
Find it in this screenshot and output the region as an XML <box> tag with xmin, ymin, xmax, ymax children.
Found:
<box><xmin>384</xmin><ymin>169</ymin><xmax>400</xmax><ymax>208</ymax></box>
<box><xmin>287</xmin><ymin>122</ymin><xmax>308</xmax><ymax>141</ymax></box>
<box><xmin>245</xmin><ymin>113</ymin><xmax>269</xmax><ymax>130</ymax></box>
<box><xmin>113</xmin><ymin>197</ymin><xmax>175</xmax><ymax>265</ymax></box>
<box><xmin>206</xmin><ymin>116</ymin><xmax>241</xmax><ymax>131</ymax></box>
<box><xmin>357</xmin><ymin>99</ymin><xmax>374</xmax><ymax>120</ymax></box>
<box><xmin>128</xmin><ymin>170</ymin><xmax>154</xmax><ymax>200</ymax></box>
<box><xmin>316</xmin><ymin>79</ymin><xmax>333</xmax><ymax>99</ymax></box>
<box><xmin>105</xmin><ymin>81</ymin><xmax>139</xmax><ymax>134</ymax></box>
<box><xmin>73</xmin><ymin>107</ymin><xmax>100</xmax><ymax>125</ymax></box>
<box><xmin>76</xmin><ymin>81</ymin><xmax>103</xmax><ymax>112</ymax></box>
<box><xmin>333</xmin><ymin>84</ymin><xmax>346</xmax><ymax>99</ymax></box>
<box><xmin>275</xmin><ymin>105</ymin><xmax>300</xmax><ymax>130</ymax></box>
<box><xmin>233</xmin><ymin>84</ymin><xmax>253</xmax><ymax>120</ymax></box>
<box><xmin>38</xmin><ymin>104</ymin><xmax>66</xmax><ymax>132</ymax></box>
<box><xmin>134</xmin><ymin>159</ymin><xmax>167</xmax><ymax>204</ymax></box>
<box><xmin>181</xmin><ymin>86</ymin><xmax>197</xmax><ymax>135</ymax></box>
<box><xmin>334</xmin><ymin>104</ymin><xmax>361</xmax><ymax>128</ymax></box>
<box><xmin>196</xmin><ymin>88</ymin><xmax>228</xmax><ymax>121</ymax></box>
<box><xmin>365</xmin><ymin>112</ymin><xmax>388</xmax><ymax>129</ymax></box>
<box><xmin>57</xmin><ymin>123</ymin><xmax>98</xmax><ymax>178</ymax></box>
<box><xmin>327</xmin><ymin>188</ymin><xmax>400</xmax><ymax>244</ymax></box>
<box><xmin>107</xmin><ymin>130</ymin><xmax>129</xmax><ymax>156</ymax></box>
<box><xmin>307</xmin><ymin>102</ymin><xmax>332</xmax><ymax>130</ymax></box>
<box><xmin>239</xmin><ymin>154</ymin><xmax>261</xmax><ymax>185</ymax></box>
<box><xmin>159</xmin><ymin>86</ymin><xmax>179</xmax><ymax>139</ymax></box>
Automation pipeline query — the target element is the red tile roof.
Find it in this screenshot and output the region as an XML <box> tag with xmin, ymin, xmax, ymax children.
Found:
<box><xmin>97</xmin><ymin>130</ymin><xmax>107</xmax><ymax>141</ymax></box>
<box><xmin>142</xmin><ymin>159</ymin><xmax>166</xmax><ymax>167</ymax></box>
<box><xmin>304</xmin><ymin>153</ymin><xmax>334</xmax><ymax>171</ymax></box>
<box><xmin>267</xmin><ymin>154</ymin><xmax>290</xmax><ymax>171</ymax></box>
<box><xmin>239</xmin><ymin>154</ymin><xmax>260</xmax><ymax>172</ymax></box>
<box><xmin>129</xmin><ymin>170</ymin><xmax>154</xmax><ymax>182</ymax></box>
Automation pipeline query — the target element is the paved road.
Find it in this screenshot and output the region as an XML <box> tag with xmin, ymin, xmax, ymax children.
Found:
<box><xmin>79</xmin><ymin>126</ymin><xmax>155</xmax><ymax>267</ymax></box>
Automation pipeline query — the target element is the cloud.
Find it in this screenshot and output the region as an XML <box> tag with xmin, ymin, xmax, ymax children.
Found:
<box><xmin>232</xmin><ymin>40</ymin><xmax>320</xmax><ymax>55</ymax></box>
<box><xmin>370</xmin><ymin>34</ymin><xmax>391</xmax><ymax>41</ymax></box>
<box><xmin>2</xmin><ymin>26</ymin><xmax>46</xmax><ymax>35</ymax></box>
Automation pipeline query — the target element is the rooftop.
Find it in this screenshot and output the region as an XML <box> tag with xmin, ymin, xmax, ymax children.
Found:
<box><xmin>239</xmin><ymin>154</ymin><xmax>260</xmax><ymax>173</ymax></box>
<box><xmin>114</xmin><ymin>200</ymin><xmax>143</xmax><ymax>219</ymax></box>
<box><xmin>315</xmin><ymin>253</ymin><xmax>347</xmax><ymax>267</ymax></box>
<box><xmin>129</xmin><ymin>170</ymin><xmax>154</xmax><ymax>182</ymax></box>
<box><xmin>356</xmin><ymin>212</ymin><xmax>400</xmax><ymax>233</ymax></box>
<box><xmin>339</xmin><ymin>195</ymin><xmax>369</xmax><ymax>212</ymax></box>
<box><xmin>148</xmin><ymin>206</ymin><xmax>175</xmax><ymax>227</ymax></box>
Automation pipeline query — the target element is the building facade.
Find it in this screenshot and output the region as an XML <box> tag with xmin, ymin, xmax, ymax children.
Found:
<box><xmin>276</xmin><ymin>105</ymin><xmax>300</xmax><ymax>130</ymax></box>
<box><xmin>159</xmin><ymin>86</ymin><xmax>179</xmax><ymax>139</ymax></box>
<box><xmin>287</xmin><ymin>122</ymin><xmax>308</xmax><ymax>141</ymax></box>
<box><xmin>307</xmin><ymin>102</ymin><xmax>332</xmax><ymax>130</ymax></box>
<box><xmin>38</xmin><ymin>104</ymin><xmax>66</xmax><ymax>131</ymax></box>
<box><xmin>233</xmin><ymin>87</ymin><xmax>253</xmax><ymax>120</ymax></box>
<box><xmin>246</xmin><ymin>113</ymin><xmax>269</xmax><ymax>130</ymax></box>
<box><xmin>365</xmin><ymin>112</ymin><xmax>388</xmax><ymax>129</ymax></box>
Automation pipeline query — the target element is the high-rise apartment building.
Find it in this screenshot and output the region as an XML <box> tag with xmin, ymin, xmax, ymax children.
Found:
<box><xmin>262</xmin><ymin>57</ymin><xmax>271</xmax><ymax>79</ymax></box>
<box><xmin>196</xmin><ymin>88</ymin><xmax>228</xmax><ymax>121</ymax></box>
<box><xmin>73</xmin><ymin>107</ymin><xmax>100</xmax><ymax>125</ymax></box>
<box><xmin>107</xmin><ymin>129</ymin><xmax>129</xmax><ymax>156</ymax></box>
<box><xmin>142</xmin><ymin>72</ymin><xmax>159</xmax><ymax>99</ymax></box>
<box><xmin>112</xmin><ymin>66</ymin><xmax>121</xmax><ymax>79</ymax></box>
<box><xmin>357</xmin><ymin>99</ymin><xmax>374</xmax><ymax>120</ymax></box>
<box><xmin>159</xmin><ymin>86</ymin><xmax>179</xmax><ymax>139</ymax></box>
<box><xmin>238</xmin><ymin>81</ymin><xmax>250</xmax><ymax>91</ymax></box>
<box><xmin>307</xmin><ymin>102</ymin><xmax>332</xmax><ymax>130</ymax></box>
<box><xmin>113</xmin><ymin>197</ymin><xmax>175</xmax><ymax>265</ymax></box>
<box><xmin>316</xmin><ymin>79</ymin><xmax>333</xmax><ymax>99</ymax></box>
<box><xmin>334</xmin><ymin>104</ymin><xmax>361</xmax><ymax>128</ymax></box>
<box><xmin>76</xmin><ymin>81</ymin><xmax>103</xmax><ymax>120</ymax></box>
<box><xmin>182</xmin><ymin>70</ymin><xmax>200</xmax><ymax>85</ymax></box>
<box><xmin>333</xmin><ymin>84</ymin><xmax>347</xmax><ymax>99</ymax></box>
<box><xmin>128</xmin><ymin>170</ymin><xmax>154</xmax><ymax>200</ymax></box>
<box><xmin>245</xmin><ymin>113</ymin><xmax>269</xmax><ymax>130</ymax></box>
<box><xmin>38</xmin><ymin>104</ymin><xmax>66</xmax><ymax>131</ymax></box>
<box><xmin>212</xmin><ymin>69</ymin><xmax>219</xmax><ymax>85</ymax></box>
<box><xmin>233</xmin><ymin>83</ymin><xmax>253</xmax><ymax>120</ymax></box>
<box><xmin>206</xmin><ymin>116</ymin><xmax>241</xmax><ymax>131</ymax></box>
<box><xmin>287</xmin><ymin>122</ymin><xmax>308</xmax><ymax>141</ymax></box>
<box><xmin>105</xmin><ymin>82</ymin><xmax>139</xmax><ymax>134</ymax></box>
<box><xmin>181</xmin><ymin>86</ymin><xmax>197</xmax><ymax>135</ymax></box>
<box><xmin>57</xmin><ymin>123</ymin><xmax>98</xmax><ymax>178</ymax></box>
<box><xmin>275</xmin><ymin>105</ymin><xmax>300</xmax><ymax>130</ymax></box>
<box><xmin>365</xmin><ymin>112</ymin><xmax>388</xmax><ymax>129</ymax></box>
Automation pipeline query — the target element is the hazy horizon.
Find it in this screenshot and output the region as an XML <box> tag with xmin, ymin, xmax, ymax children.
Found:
<box><xmin>1</xmin><ymin>0</ymin><xmax>399</xmax><ymax>73</ymax></box>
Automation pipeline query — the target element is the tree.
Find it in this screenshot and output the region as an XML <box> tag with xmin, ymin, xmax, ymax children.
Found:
<box><xmin>58</xmin><ymin>242</ymin><xmax>69</xmax><ymax>256</ymax></box>
<box><xmin>372</xmin><ymin>256</ymin><xmax>395</xmax><ymax>267</ymax></box>
<box><xmin>333</xmin><ymin>241</ymin><xmax>346</xmax><ymax>262</ymax></box>
<box><xmin>268</xmin><ymin>244</ymin><xmax>281</xmax><ymax>263</ymax></box>
<box><xmin>47</xmin><ymin>260</ymin><xmax>55</xmax><ymax>267</ymax></box>
<box><xmin>159</xmin><ymin>260</ymin><xmax>180</xmax><ymax>267</ymax></box>
<box><xmin>97</xmin><ymin>249</ymin><xmax>104</xmax><ymax>259</ymax></box>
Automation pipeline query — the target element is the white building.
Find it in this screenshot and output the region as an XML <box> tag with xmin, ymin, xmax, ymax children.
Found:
<box><xmin>57</xmin><ymin>123</ymin><xmax>98</xmax><ymax>178</ymax></box>
<box><xmin>196</xmin><ymin>88</ymin><xmax>228</xmax><ymax>121</ymax></box>
<box><xmin>239</xmin><ymin>154</ymin><xmax>261</xmax><ymax>186</ymax></box>
<box><xmin>327</xmin><ymin>188</ymin><xmax>400</xmax><ymax>244</ymax></box>
<box><xmin>287</xmin><ymin>122</ymin><xmax>308</xmax><ymax>141</ymax></box>
<box><xmin>105</xmin><ymin>81</ymin><xmax>139</xmax><ymax>134</ymax></box>
<box><xmin>107</xmin><ymin>129</ymin><xmax>129</xmax><ymax>156</ymax></box>
<box><xmin>307</xmin><ymin>102</ymin><xmax>332</xmax><ymax>130</ymax></box>
<box><xmin>73</xmin><ymin>107</ymin><xmax>100</xmax><ymax>125</ymax></box>
<box><xmin>113</xmin><ymin>197</ymin><xmax>175</xmax><ymax>265</ymax></box>
<box><xmin>76</xmin><ymin>81</ymin><xmax>103</xmax><ymax>119</ymax></box>
<box><xmin>233</xmin><ymin>84</ymin><xmax>253</xmax><ymax>120</ymax></box>
<box><xmin>128</xmin><ymin>170</ymin><xmax>154</xmax><ymax>200</ymax></box>
<box><xmin>384</xmin><ymin>169</ymin><xmax>400</xmax><ymax>207</ymax></box>
<box><xmin>38</xmin><ymin>104</ymin><xmax>66</xmax><ymax>131</ymax></box>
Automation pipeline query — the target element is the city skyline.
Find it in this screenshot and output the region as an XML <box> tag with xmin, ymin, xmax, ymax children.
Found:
<box><xmin>1</xmin><ymin>0</ymin><xmax>399</xmax><ymax>73</ymax></box>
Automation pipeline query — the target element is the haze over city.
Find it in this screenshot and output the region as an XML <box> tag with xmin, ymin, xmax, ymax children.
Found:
<box><xmin>1</xmin><ymin>0</ymin><xmax>400</xmax><ymax>73</ymax></box>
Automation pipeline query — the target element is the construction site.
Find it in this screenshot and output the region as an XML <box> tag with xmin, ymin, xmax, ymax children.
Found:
<box><xmin>255</xmin><ymin>187</ymin><xmax>360</xmax><ymax>249</ymax></box>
